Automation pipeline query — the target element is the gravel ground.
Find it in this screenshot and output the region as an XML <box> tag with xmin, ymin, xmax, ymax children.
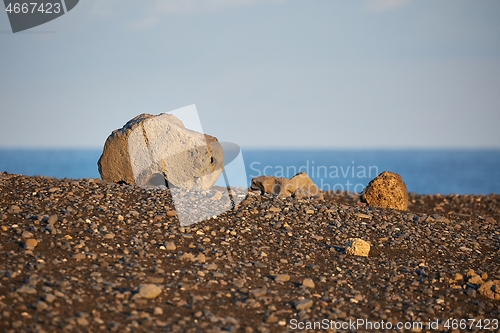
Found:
<box><xmin>0</xmin><ymin>172</ymin><xmax>499</xmax><ymax>333</ymax></box>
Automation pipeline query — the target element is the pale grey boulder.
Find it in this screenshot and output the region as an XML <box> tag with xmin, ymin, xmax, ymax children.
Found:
<box><xmin>98</xmin><ymin>113</ymin><xmax>223</xmax><ymax>190</ymax></box>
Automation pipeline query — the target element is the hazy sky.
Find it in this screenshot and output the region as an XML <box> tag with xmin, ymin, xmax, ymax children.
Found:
<box><xmin>1</xmin><ymin>0</ymin><xmax>499</xmax><ymax>149</ymax></box>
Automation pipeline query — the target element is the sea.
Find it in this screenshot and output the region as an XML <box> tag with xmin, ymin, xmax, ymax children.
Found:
<box><xmin>0</xmin><ymin>149</ymin><xmax>499</xmax><ymax>195</ymax></box>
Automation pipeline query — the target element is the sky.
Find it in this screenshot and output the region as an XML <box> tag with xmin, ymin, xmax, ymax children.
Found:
<box><xmin>0</xmin><ymin>0</ymin><xmax>499</xmax><ymax>149</ymax></box>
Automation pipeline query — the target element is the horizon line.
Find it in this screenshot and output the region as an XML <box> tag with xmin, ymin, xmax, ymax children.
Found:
<box><xmin>1</xmin><ymin>146</ymin><xmax>500</xmax><ymax>151</ymax></box>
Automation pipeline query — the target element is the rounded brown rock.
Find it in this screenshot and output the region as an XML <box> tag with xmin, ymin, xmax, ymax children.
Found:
<box><xmin>360</xmin><ymin>171</ymin><xmax>408</xmax><ymax>210</ymax></box>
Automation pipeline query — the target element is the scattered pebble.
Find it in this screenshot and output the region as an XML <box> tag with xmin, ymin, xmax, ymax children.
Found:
<box><xmin>274</xmin><ymin>274</ymin><xmax>290</xmax><ymax>283</ymax></box>
<box><xmin>24</xmin><ymin>238</ymin><xmax>38</xmax><ymax>250</ymax></box>
<box><xmin>345</xmin><ymin>238</ymin><xmax>370</xmax><ymax>257</ymax></box>
<box><xmin>302</xmin><ymin>278</ymin><xmax>315</xmax><ymax>288</ymax></box>
<box><xmin>295</xmin><ymin>299</ymin><xmax>313</xmax><ymax>310</ymax></box>
<box><xmin>138</xmin><ymin>284</ymin><xmax>162</xmax><ymax>299</ymax></box>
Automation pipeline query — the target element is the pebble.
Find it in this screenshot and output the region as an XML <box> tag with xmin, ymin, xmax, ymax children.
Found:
<box><xmin>295</xmin><ymin>299</ymin><xmax>313</xmax><ymax>310</ymax></box>
<box><xmin>302</xmin><ymin>278</ymin><xmax>315</xmax><ymax>288</ymax></box>
<box><xmin>468</xmin><ymin>275</ymin><xmax>484</xmax><ymax>285</ymax></box>
<box><xmin>274</xmin><ymin>274</ymin><xmax>290</xmax><ymax>283</ymax></box>
<box><xmin>165</xmin><ymin>241</ymin><xmax>176</xmax><ymax>250</ymax></box>
<box><xmin>36</xmin><ymin>301</ymin><xmax>48</xmax><ymax>311</ymax></box>
<box><xmin>7</xmin><ymin>205</ymin><xmax>21</xmax><ymax>213</ymax></box>
<box><xmin>138</xmin><ymin>284</ymin><xmax>162</xmax><ymax>299</ymax></box>
<box><xmin>77</xmin><ymin>317</ymin><xmax>89</xmax><ymax>326</ymax></box>
<box><xmin>166</xmin><ymin>210</ymin><xmax>177</xmax><ymax>217</ymax></box>
<box><xmin>73</xmin><ymin>253</ymin><xmax>86</xmax><ymax>260</ymax></box>
<box><xmin>44</xmin><ymin>294</ymin><xmax>57</xmax><ymax>303</ymax></box>
<box><xmin>17</xmin><ymin>286</ymin><xmax>37</xmax><ymax>294</ymax></box>
<box><xmin>250</xmin><ymin>288</ymin><xmax>267</xmax><ymax>298</ymax></box>
<box><xmin>345</xmin><ymin>238</ymin><xmax>370</xmax><ymax>257</ymax></box>
<box><xmin>24</xmin><ymin>238</ymin><xmax>38</xmax><ymax>250</ymax></box>
<box><xmin>47</xmin><ymin>214</ymin><xmax>58</xmax><ymax>225</ymax></box>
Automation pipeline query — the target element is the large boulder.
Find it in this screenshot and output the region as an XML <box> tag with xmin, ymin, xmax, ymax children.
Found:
<box><xmin>360</xmin><ymin>171</ymin><xmax>408</xmax><ymax>210</ymax></box>
<box><xmin>250</xmin><ymin>172</ymin><xmax>323</xmax><ymax>199</ymax></box>
<box><xmin>98</xmin><ymin>113</ymin><xmax>224</xmax><ymax>190</ymax></box>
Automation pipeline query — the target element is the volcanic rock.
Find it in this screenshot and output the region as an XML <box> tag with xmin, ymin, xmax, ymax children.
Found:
<box><xmin>360</xmin><ymin>171</ymin><xmax>408</xmax><ymax>210</ymax></box>
<box><xmin>478</xmin><ymin>280</ymin><xmax>500</xmax><ymax>300</ymax></box>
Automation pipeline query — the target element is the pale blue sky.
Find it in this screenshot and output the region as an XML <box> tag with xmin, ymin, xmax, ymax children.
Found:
<box><xmin>1</xmin><ymin>0</ymin><xmax>499</xmax><ymax>148</ymax></box>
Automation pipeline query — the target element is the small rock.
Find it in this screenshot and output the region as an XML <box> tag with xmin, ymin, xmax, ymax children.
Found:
<box><xmin>195</xmin><ymin>253</ymin><xmax>206</xmax><ymax>263</ymax></box>
<box><xmin>302</xmin><ymin>278</ymin><xmax>315</xmax><ymax>288</ymax></box>
<box><xmin>73</xmin><ymin>253</ymin><xmax>86</xmax><ymax>260</ymax></box>
<box><xmin>345</xmin><ymin>238</ymin><xmax>370</xmax><ymax>257</ymax></box>
<box><xmin>24</xmin><ymin>238</ymin><xmax>38</xmax><ymax>250</ymax></box>
<box><xmin>47</xmin><ymin>214</ymin><xmax>58</xmax><ymax>225</ymax></box>
<box><xmin>21</xmin><ymin>231</ymin><xmax>33</xmax><ymax>238</ymax></box>
<box><xmin>468</xmin><ymin>275</ymin><xmax>484</xmax><ymax>285</ymax></box>
<box><xmin>478</xmin><ymin>280</ymin><xmax>500</xmax><ymax>300</ymax></box>
<box><xmin>295</xmin><ymin>299</ymin><xmax>313</xmax><ymax>310</ymax></box>
<box><xmin>178</xmin><ymin>253</ymin><xmax>195</xmax><ymax>261</ymax></box>
<box><xmin>154</xmin><ymin>307</ymin><xmax>164</xmax><ymax>315</ymax></box>
<box><xmin>7</xmin><ymin>205</ymin><xmax>21</xmax><ymax>214</ymax></box>
<box><xmin>138</xmin><ymin>284</ymin><xmax>162</xmax><ymax>299</ymax></box>
<box><xmin>44</xmin><ymin>294</ymin><xmax>57</xmax><ymax>303</ymax></box>
<box><xmin>266</xmin><ymin>314</ymin><xmax>278</xmax><ymax>323</ymax></box>
<box><xmin>165</xmin><ymin>241</ymin><xmax>176</xmax><ymax>251</ymax></box>
<box><xmin>205</xmin><ymin>263</ymin><xmax>218</xmax><ymax>271</ymax></box>
<box><xmin>17</xmin><ymin>285</ymin><xmax>37</xmax><ymax>294</ymax></box>
<box><xmin>104</xmin><ymin>233</ymin><xmax>115</xmax><ymax>239</ymax></box>
<box><xmin>274</xmin><ymin>274</ymin><xmax>290</xmax><ymax>283</ymax></box>
<box><xmin>76</xmin><ymin>317</ymin><xmax>89</xmax><ymax>326</ymax></box>
<box><xmin>467</xmin><ymin>269</ymin><xmax>476</xmax><ymax>277</ymax></box>
<box><xmin>250</xmin><ymin>288</ymin><xmax>267</xmax><ymax>298</ymax></box>
<box><xmin>233</xmin><ymin>279</ymin><xmax>245</xmax><ymax>288</ymax></box>
<box><xmin>36</xmin><ymin>301</ymin><xmax>48</xmax><ymax>311</ymax></box>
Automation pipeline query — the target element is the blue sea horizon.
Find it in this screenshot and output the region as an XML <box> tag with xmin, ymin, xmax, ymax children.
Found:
<box><xmin>0</xmin><ymin>148</ymin><xmax>499</xmax><ymax>195</ymax></box>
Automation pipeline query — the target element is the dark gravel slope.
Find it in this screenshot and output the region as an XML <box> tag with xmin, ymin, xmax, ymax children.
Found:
<box><xmin>0</xmin><ymin>173</ymin><xmax>499</xmax><ymax>333</ymax></box>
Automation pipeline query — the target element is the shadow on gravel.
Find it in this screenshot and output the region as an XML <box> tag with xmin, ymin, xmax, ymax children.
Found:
<box><xmin>331</xmin><ymin>245</ymin><xmax>345</xmax><ymax>254</ymax></box>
